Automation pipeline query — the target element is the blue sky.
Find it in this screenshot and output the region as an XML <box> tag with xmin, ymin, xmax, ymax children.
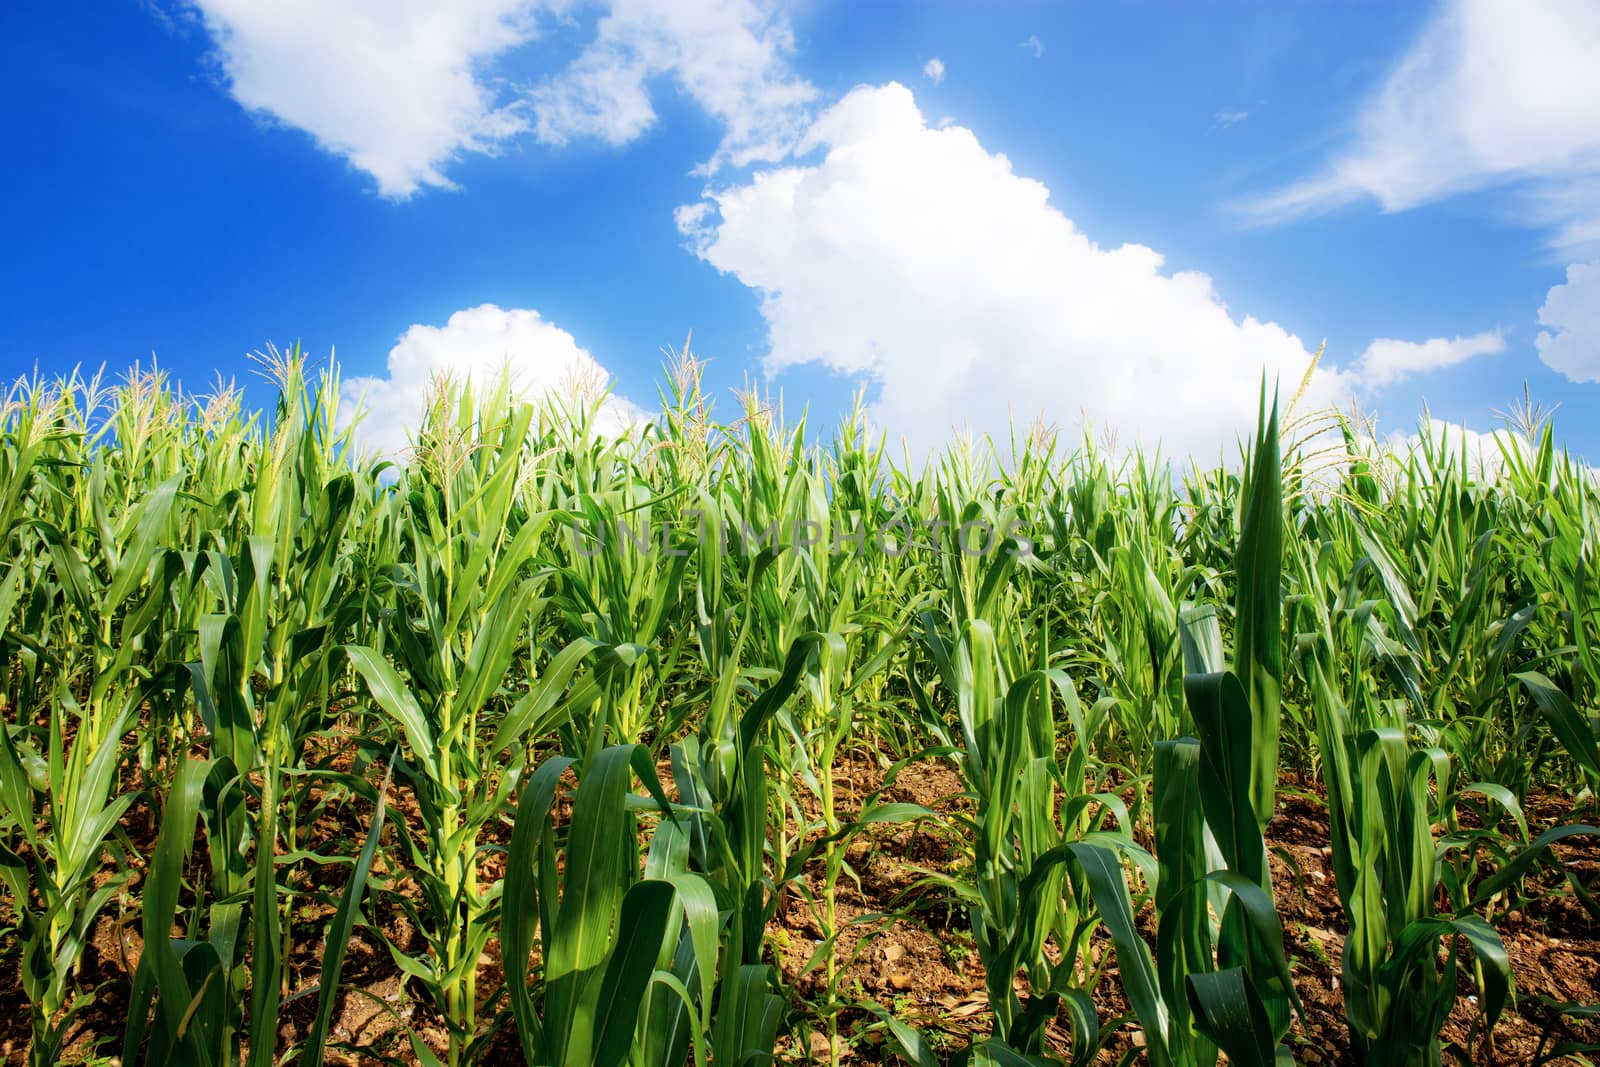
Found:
<box><xmin>4</xmin><ymin>0</ymin><xmax>1598</xmax><ymax>462</ymax></box>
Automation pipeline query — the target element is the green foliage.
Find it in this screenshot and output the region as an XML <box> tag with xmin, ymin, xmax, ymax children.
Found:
<box><xmin>1068</xmin><ymin>395</ymin><xmax>1298</xmax><ymax>1067</ymax></box>
<box><xmin>0</xmin><ymin>356</ymin><xmax>1596</xmax><ymax>1067</ymax></box>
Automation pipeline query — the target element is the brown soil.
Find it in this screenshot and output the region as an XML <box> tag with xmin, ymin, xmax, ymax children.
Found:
<box><xmin>1</xmin><ymin>759</ymin><xmax>1595</xmax><ymax>1066</ymax></box>
<box><xmin>763</xmin><ymin>761</ymin><xmax>1600</xmax><ymax>1065</ymax></box>
<box><xmin>1267</xmin><ymin>778</ymin><xmax>1600</xmax><ymax>1065</ymax></box>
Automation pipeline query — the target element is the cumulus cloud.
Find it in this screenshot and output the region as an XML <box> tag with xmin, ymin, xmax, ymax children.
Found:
<box><xmin>187</xmin><ymin>0</ymin><xmax>550</xmax><ymax>198</ymax></box>
<box><xmin>677</xmin><ymin>82</ymin><xmax>1356</xmax><ymax>459</ymax></box>
<box><xmin>530</xmin><ymin>0</ymin><xmax>818</xmax><ymax>172</ymax></box>
<box><xmin>339</xmin><ymin>304</ymin><xmax>645</xmax><ymax>455</ymax></box>
<box><xmin>922</xmin><ymin>58</ymin><xmax>945</xmax><ymax>85</ymax></box>
<box><xmin>1536</xmin><ymin>260</ymin><xmax>1600</xmax><ymax>382</ymax></box>
<box><xmin>1019</xmin><ymin>35</ymin><xmax>1044</xmax><ymax>58</ymax></box>
<box><xmin>1245</xmin><ymin>0</ymin><xmax>1600</xmax><ymax>252</ymax></box>
<box><xmin>1353</xmin><ymin>329</ymin><xmax>1505</xmax><ymax>390</ymax></box>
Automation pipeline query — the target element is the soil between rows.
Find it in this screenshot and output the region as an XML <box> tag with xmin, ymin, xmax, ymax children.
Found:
<box><xmin>1</xmin><ymin>756</ymin><xmax>1595</xmax><ymax>1065</ymax></box>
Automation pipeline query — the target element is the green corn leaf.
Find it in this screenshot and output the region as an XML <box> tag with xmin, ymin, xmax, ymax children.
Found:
<box><xmin>1178</xmin><ymin>604</ymin><xmax>1224</xmax><ymax>677</ymax></box>
<box><xmin>590</xmin><ymin>879</ymin><xmax>677</xmax><ymax>1067</ymax></box>
<box><xmin>345</xmin><ymin>645</ymin><xmax>440</xmax><ymax>784</ymax></box>
<box><xmin>711</xmin><ymin>964</ymin><xmax>782</xmax><ymax>1067</ymax></box>
<box><xmin>1185</xmin><ymin>671</ymin><xmax>1266</xmax><ymax>887</ymax></box>
<box><xmin>1152</xmin><ymin>738</ymin><xmax>1210</xmax><ymax>1054</ymax></box>
<box><xmin>545</xmin><ymin>745</ymin><xmax>640</xmax><ymax>1066</ymax></box>
<box><xmin>1382</xmin><ymin>914</ymin><xmax>1510</xmax><ymax>1028</ymax></box>
<box><xmin>490</xmin><ymin>636</ymin><xmax>603</xmax><ymax>756</ymax></box>
<box><xmin>408</xmin><ymin>1031</ymin><xmax>447</xmax><ymax>1067</ymax></box>
<box><xmin>1471</xmin><ymin>824</ymin><xmax>1599</xmax><ymax>906</ymax></box>
<box><xmin>972</xmin><ymin>1039</ymin><xmax>1060</xmax><ymax>1066</ymax></box>
<box><xmin>1066</xmin><ymin>841</ymin><xmax>1172</xmax><ymax>1067</ymax></box>
<box><xmin>1233</xmin><ymin>385</ymin><xmax>1282</xmax><ymax>825</ymax></box>
<box><xmin>869</xmin><ymin>1006</ymin><xmax>941</xmax><ymax>1067</ymax></box>
<box><xmin>503</xmin><ymin>754</ymin><xmax>575</xmax><ymax>1065</ymax></box>
<box><xmin>126</xmin><ymin>758</ymin><xmax>213</xmax><ymax>1067</ymax></box>
<box><xmin>455</xmin><ymin>575</ymin><xmax>542</xmax><ymax>717</ymax></box>
<box><xmin>1185</xmin><ymin>968</ymin><xmax>1277</xmax><ymax>1067</ymax></box>
<box><xmin>105</xmin><ymin>477</ymin><xmax>180</xmax><ymax>614</ymax></box>
<box><xmin>0</xmin><ymin>722</ymin><xmax>37</xmax><ymax>846</ymax></box>
<box><xmin>1514</xmin><ymin>671</ymin><xmax>1600</xmax><ymax>786</ymax></box>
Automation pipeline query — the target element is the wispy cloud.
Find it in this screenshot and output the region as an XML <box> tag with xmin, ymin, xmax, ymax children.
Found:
<box><xmin>1242</xmin><ymin>0</ymin><xmax>1600</xmax><ymax>255</ymax></box>
<box><xmin>1018</xmin><ymin>34</ymin><xmax>1044</xmax><ymax>59</ymax></box>
<box><xmin>1214</xmin><ymin>109</ymin><xmax>1249</xmax><ymax>128</ymax></box>
<box><xmin>1351</xmin><ymin>329</ymin><xmax>1506</xmax><ymax>390</ymax></box>
<box><xmin>530</xmin><ymin>0</ymin><xmax>818</xmax><ymax>174</ymax></box>
<box><xmin>182</xmin><ymin>0</ymin><xmax>818</xmax><ymax>194</ymax></box>
<box><xmin>922</xmin><ymin>57</ymin><xmax>945</xmax><ymax>85</ymax></box>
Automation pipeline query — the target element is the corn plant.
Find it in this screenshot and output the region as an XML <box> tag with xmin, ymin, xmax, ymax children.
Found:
<box><xmin>344</xmin><ymin>380</ymin><xmax>601</xmax><ymax>1066</ymax></box>
<box><xmin>671</xmin><ymin>565</ymin><xmax>933</xmax><ymax>1062</ymax></box>
<box><xmin>1066</xmin><ymin>392</ymin><xmax>1300</xmax><ymax>1065</ymax></box>
<box><xmin>0</xmin><ymin>373</ymin><xmax>185</xmax><ymax>1067</ymax></box>
<box><xmin>121</xmin><ymin>758</ymin><xmax>231</xmax><ymax>1066</ymax></box>
<box><xmin>1301</xmin><ymin>553</ymin><xmax>1598</xmax><ymax>1064</ymax></box>
<box><xmin>1305</xmin><ymin>651</ymin><xmax>1507</xmax><ymax>1065</ymax></box>
<box><xmin>553</xmin><ymin>487</ymin><xmax>689</xmax><ymax>752</ymax></box>
<box><xmin>7</xmin><ymin>358</ymin><xmax>1600</xmax><ymax>1067</ymax></box>
<box><xmin>913</xmin><ymin>613</ymin><xmax>1123</xmax><ymax>1063</ymax></box>
<box><xmin>501</xmin><ymin>743</ymin><xmax>715</xmax><ymax>1067</ymax></box>
<box><xmin>180</xmin><ymin>350</ymin><xmax>381</xmax><ymax>1062</ymax></box>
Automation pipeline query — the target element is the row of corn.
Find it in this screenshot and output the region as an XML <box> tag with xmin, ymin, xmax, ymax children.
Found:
<box><xmin>0</xmin><ymin>350</ymin><xmax>1595</xmax><ymax>1067</ymax></box>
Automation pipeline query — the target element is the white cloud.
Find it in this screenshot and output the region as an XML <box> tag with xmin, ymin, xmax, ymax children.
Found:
<box><xmin>678</xmin><ymin>82</ymin><xmax>1354</xmax><ymax>459</ymax></box>
<box><xmin>339</xmin><ymin>304</ymin><xmax>644</xmax><ymax>455</ymax></box>
<box><xmin>188</xmin><ymin>0</ymin><xmax>549</xmax><ymax>198</ymax></box>
<box><xmin>185</xmin><ymin>0</ymin><xmax>816</xmax><ymax>192</ymax></box>
<box><xmin>1247</xmin><ymin>0</ymin><xmax>1600</xmax><ymax>251</ymax></box>
<box><xmin>1215</xmin><ymin>110</ymin><xmax>1249</xmax><ymax>128</ymax></box>
<box><xmin>1019</xmin><ymin>34</ymin><xmax>1044</xmax><ymax>58</ymax></box>
<box><xmin>1353</xmin><ymin>329</ymin><xmax>1505</xmax><ymax>390</ymax></box>
<box><xmin>1536</xmin><ymin>260</ymin><xmax>1600</xmax><ymax>382</ymax></box>
<box><xmin>922</xmin><ymin>58</ymin><xmax>945</xmax><ymax>85</ymax></box>
<box><xmin>530</xmin><ymin>0</ymin><xmax>818</xmax><ymax>172</ymax></box>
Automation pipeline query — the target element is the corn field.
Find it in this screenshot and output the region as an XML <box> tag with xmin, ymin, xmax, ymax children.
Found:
<box><xmin>0</xmin><ymin>350</ymin><xmax>1596</xmax><ymax>1067</ymax></box>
